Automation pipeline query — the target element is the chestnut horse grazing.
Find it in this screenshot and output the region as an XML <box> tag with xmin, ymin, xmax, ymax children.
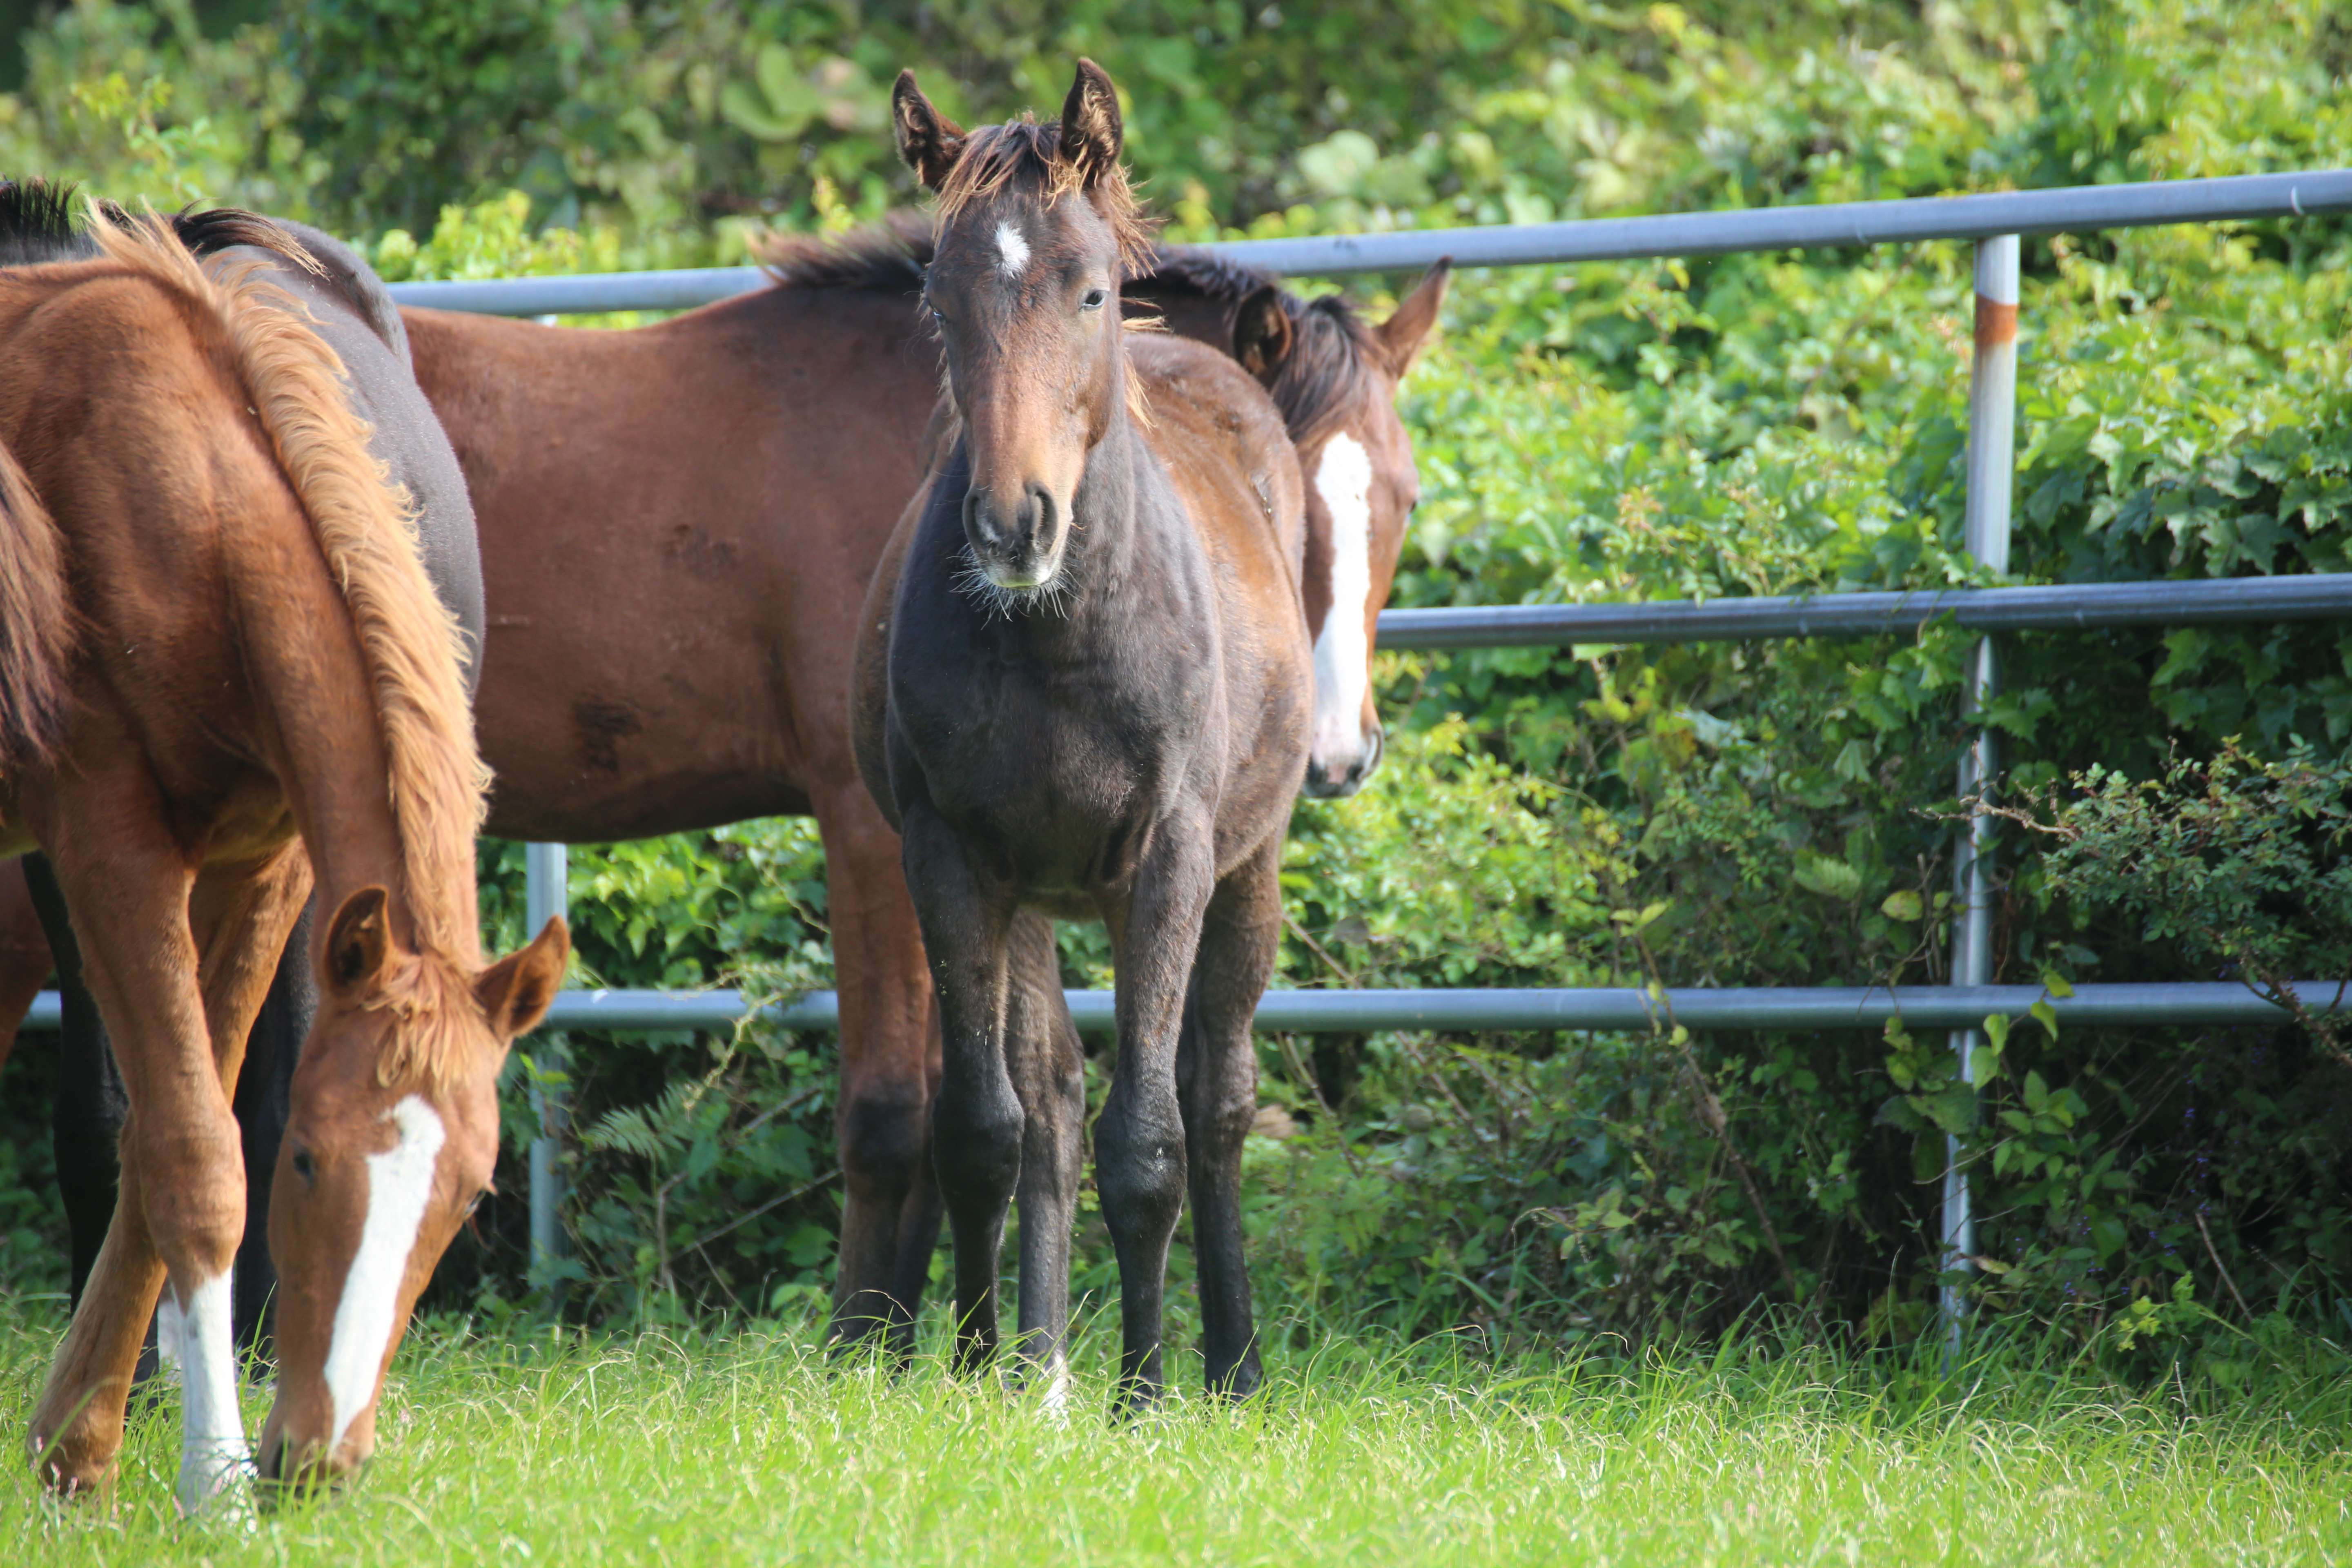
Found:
<box><xmin>856</xmin><ymin>63</ymin><xmax>1310</xmax><ymax>1406</ymax></box>
<box><xmin>0</xmin><ymin>199</ymin><xmax>566</xmax><ymax>1508</ymax></box>
<box><xmin>10</xmin><ymin>200</ymin><xmax>491</xmax><ymax>1379</ymax></box>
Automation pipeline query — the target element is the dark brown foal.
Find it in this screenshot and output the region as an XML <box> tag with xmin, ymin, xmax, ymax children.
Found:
<box><xmin>855</xmin><ymin>62</ymin><xmax>1310</xmax><ymax>1408</ymax></box>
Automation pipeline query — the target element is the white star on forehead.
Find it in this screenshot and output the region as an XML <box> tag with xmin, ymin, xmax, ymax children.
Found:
<box><xmin>994</xmin><ymin>221</ymin><xmax>1031</xmax><ymax>277</ymax></box>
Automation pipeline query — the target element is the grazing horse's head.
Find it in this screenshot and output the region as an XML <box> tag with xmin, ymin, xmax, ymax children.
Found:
<box><xmin>892</xmin><ymin>59</ymin><xmax>1153</xmax><ymax>597</ymax></box>
<box><xmin>258</xmin><ymin>889</ymin><xmax>568</xmax><ymax>1492</ymax></box>
<box><xmin>1227</xmin><ymin>265</ymin><xmax>1448</xmax><ymax>797</ymax></box>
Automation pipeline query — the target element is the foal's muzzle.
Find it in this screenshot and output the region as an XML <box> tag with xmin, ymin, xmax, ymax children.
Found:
<box><xmin>963</xmin><ymin>483</ymin><xmax>1067</xmax><ymax>590</ymax></box>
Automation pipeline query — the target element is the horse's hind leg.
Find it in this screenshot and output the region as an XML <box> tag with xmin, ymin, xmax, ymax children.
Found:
<box><xmin>898</xmin><ymin>804</ymin><xmax>1019</xmax><ymax>1376</ymax></box>
<box><xmin>1178</xmin><ymin>835</ymin><xmax>1282</xmax><ymax>1399</ymax></box>
<box><xmin>820</xmin><ymin>792</ymin><xmax>943</xmax><ymax>1359</ymax></box>
<box><xmin>1004</xmin><ymin>910</ymin><xmax>1083</xmax><ymax>1403</ymax></box>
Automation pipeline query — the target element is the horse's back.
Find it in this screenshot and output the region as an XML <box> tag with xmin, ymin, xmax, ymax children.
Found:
<box><xmin>401</xmin><ymin>285</ymin><xmax>940</xmax><ymax>840</ymax></box>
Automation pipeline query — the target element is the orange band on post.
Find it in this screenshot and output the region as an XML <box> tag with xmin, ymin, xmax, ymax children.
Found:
<box><xmin>1974</xmin><ymin>296</ymin><xmax>2018</xmax><ymax>348</ymax></box>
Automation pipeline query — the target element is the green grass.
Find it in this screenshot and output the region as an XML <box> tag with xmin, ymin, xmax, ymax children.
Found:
<box><xmin>2</xmin><ymin>1300</ymin><xmax>2348</xmax><ymax>1565</ymax></box>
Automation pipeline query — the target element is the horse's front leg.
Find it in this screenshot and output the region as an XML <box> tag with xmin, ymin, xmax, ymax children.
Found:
<box><xmin>1178</xmin><ymin>833</ymin><xmax>1283</xmax><ymax>1399</ymax></box>
<box><xmin>1004</xmin><ymin>910</ymin><xmax>1084</xmax><ymax>1405</ymax></box>
<box><xmin>1098</xmin><ymin>813</ymin><xmax>1216</xmax><ymax>1413</ymax></box>
<box><xmin>898</xmin><ymin>803</ymin><xmax>1018</xmax><ymax>1375</ymax></box>
<box><xmin>29</xmin><ymin>796</ymin><xmax>301</xmax><ymax>1511</ymax></box>
<box><xmin>817</xmin><ymin>785</ymin><xmax>943</xmax><ymax>1360</ymax></box>
<box><xmin>139</xmin><ymin>849</ymin><xmax>306</xmax><ymax>1513</ymax></box>
<box><xmin>24</xmin><ymin>782</ymin><xmax>210</xmax><ymax>1499</ymax></box>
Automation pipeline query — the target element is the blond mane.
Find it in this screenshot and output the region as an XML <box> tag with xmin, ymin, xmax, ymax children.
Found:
<box><xmin>85</xmin><ymin>207</ymin><xmax>489</xmax><ymax>1088</ymax></box>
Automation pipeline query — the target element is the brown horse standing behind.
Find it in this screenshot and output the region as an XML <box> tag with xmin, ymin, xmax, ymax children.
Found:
<box><xmin>0</xmin><ymin>201</ymin><xmax>565</xmax><ymax>1508</ymax></box>
<box><xmin>857</xmin><ymin>62</ymin><xmax>1310</xmax><ymax>1407</ymax></box>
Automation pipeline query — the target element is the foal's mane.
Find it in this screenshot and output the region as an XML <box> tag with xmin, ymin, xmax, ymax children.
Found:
<box><xmin>933</xmin><ymin>116</ymin><xmax>1156</xmax><ymax>276</ymax></box>
<box><xmin>71</xmin><ymin>208</ymin><xmax>490</xmax><ymax>1087</ymax></box>
<box><xmin>1133</xmin><ymin>248</ymin><xmax>1391</xmax><ymax>453</ymax></box>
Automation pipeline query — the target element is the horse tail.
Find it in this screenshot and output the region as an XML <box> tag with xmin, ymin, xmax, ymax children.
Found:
<box><xmin>81</xmin><ymin>206</ymin><xmax>489</xmax><ymax>989</ymax></box>
<box><xmin>0</xmin><ymin>437</ymin><xmax>75</xmax><ymax>774</ymax></box>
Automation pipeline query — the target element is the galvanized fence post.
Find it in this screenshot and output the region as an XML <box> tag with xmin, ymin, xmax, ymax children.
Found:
<box><xmin>1944</xmin><ymin>235</ymin><xmax>2020</xmax><ymax>1342</ymax></box>
<box><xmin>524</xmin><ymin>841</ymin><xmax>570</xmax><ymax>1307</ymax></box>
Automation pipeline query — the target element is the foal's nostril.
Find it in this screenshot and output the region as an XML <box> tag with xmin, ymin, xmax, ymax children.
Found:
<box><xmin>962</xmin><ymin>486</ymin><xmax>998</xmax><ymax>547</ymax></box>
<box><xmin>1025</xmin><ymin>483</ymin><xmax>1057</xmax><ymax>550</ymax></box>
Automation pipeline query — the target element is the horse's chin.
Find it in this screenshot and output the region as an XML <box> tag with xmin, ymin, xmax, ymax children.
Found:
<box><xmin>981</xmin><ymin>554</ymin><xmax>1066</xmax><ymax>595</ymax></box>
<box><xmin>1300</xmin><ymin>772</ymin><xmax>1365</xmax><ymax>800</ymax></box>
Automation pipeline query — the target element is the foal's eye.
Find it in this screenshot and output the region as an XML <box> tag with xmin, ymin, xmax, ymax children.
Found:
<box><xmin>290</xmin><ymin>1147</ymin><xmax>316</xmax><ymax>1187</ymax></box>
<box><xmin>1080</xmin><ymin>288</ymin><xmax>1107</xmax><ymax>311</ymax></box>
<box><xmin>463</xmin><ymin>1190</ymin><xmax>488</xmax><ymax>1219</ymax></box>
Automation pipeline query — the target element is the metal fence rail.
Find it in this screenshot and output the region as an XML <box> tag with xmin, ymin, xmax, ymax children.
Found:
<box><xmin>472</xmin><ymin>980</ymin><xmax>2352</xmax><ymax>1036</ymax></box>
<box><xmin>384</xmin><ymin>168</ymin><xmax>2352</xmax><ymax>315</ymax></box>
<box><xmin>1377</xmin><ymin>573</ymin><xmax>2352</xmax><ymax>649</ymax></box>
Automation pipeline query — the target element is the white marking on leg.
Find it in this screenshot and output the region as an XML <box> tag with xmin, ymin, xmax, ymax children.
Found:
<box><xmin>1309</xmin><ymin>434</ymin><xmax>1376</xmax><ymax>776</ymax></box>
<box><xmin>323</xmin><ymin>1095</ymin><xmax>445</xmax><ymax>1455</ymax></box>
<box><xmin>155</xmin><ymin>1291</ymin><xmax>187</xmax><ymax>1384</ymax></box>
<box><xmin>994</xmin><ymin>221</ymin><xmax>1030</xmax><ymax>278</ymax></box>
<box><xmin>175</xmin><ymin>1268</ymin><xmax>249</xmax><ymax>1514</ymax></box>
<box><xmin>1040</xmin><ymin>1353</ymin><xmax>1071</xmax><ymax>1423</ymax></box>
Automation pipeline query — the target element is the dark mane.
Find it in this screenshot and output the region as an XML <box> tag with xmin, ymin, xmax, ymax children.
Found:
<box><xmin>754</xmin><ymin>209</ymin><xmax>932</xmax><ymax>295</ymax></box>
<box><xmin>1</xmin><ymin>178</ymin><xmax>329</xmax><ymax>291</ymax></box>
<box><xmin>1138</xmin><ymin>244</ymin><xmax>1389</xmax><ymax>451</ymax></box>
<box><xmin>1263</xmin><ymin>292</ymin><xmax>1388</xmax><ymax>451</ymax></box>
<box><xmin>0</xmin><ymin>178</ymin><xmax>90</xmax><ymax>267</ymax></box>
<box><xmin>1131</xmin><ymin>247</ymin><xmax>1276</xmax><ymax>306</ymax></box>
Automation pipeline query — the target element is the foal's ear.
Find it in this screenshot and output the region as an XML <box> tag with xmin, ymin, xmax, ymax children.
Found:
<box><xmin>475</xmin><ymin>916</ymin><xmax>571</xmax><ymax>1040</ymax></box>
<box><xmin>892</xmin><ymin>70</ymin><xmax>966</xmax><ymax>192</ymax></box>
<box><xmin>1056</xmin><ymin>58</ymin><xmax>1124</xmax><ymax>187</ymax></box>
<box><xmin>325</xmin><ymin>886</ymin><xmax>395</xmax><ymax>996</ymax></box>
<box><xmin>1233</xmin><ymin>284</ymin><xmax>1294</xmax><ymax>386</ymax></box>
<box><xmin>1374</xmin><ymin>257</ymin><xmax>1452</xmax><ymax>376</ymax></box>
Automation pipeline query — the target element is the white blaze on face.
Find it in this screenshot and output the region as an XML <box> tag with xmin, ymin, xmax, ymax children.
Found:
<box><xmin>1309</xmin><ymin>434</ymin><xmax>1376</xmax><ymax>772</ymax></box>
<box><xmin>994</xmin><ymin>220</ymin><xmax>1030</xmax><ymax>278</ymax></box>
<box><xmin>174</xmin><ymin>1267</ymin><xmax>249</xmax><ymax>1514</ymax></box>
<box><xmin>323</xmin><ymin>1094</ymin><xmax>445</xmax><ymax>1454</ymax></box>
